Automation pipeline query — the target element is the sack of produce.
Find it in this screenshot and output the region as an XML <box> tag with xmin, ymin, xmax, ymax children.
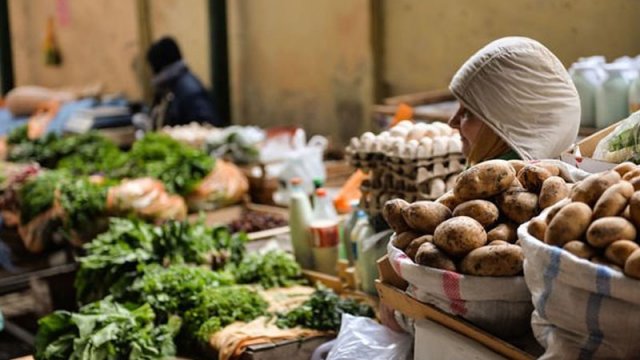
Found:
<box><xmin>593</xmin><ymin>111</ymin><xmax>640</xmax><ymax>163</ymax></box>
<box><xmin>519</xmin><ymin>165</ymin><xmax>640</xmax><ymax>359</ymax></box>
<box><xmin>384</xmin><ymin>159</ymin><xmax>585</xmax><ymax>337</ymax></box>
<box><xmin>106</xmin><ymin>177</ymin><xmax>187</xmax><ymax>222</ymax></box>
<box><xmin>186</xmin><ymin>160</ymin><xmax>249</xmax><ymax>211</ymax></box>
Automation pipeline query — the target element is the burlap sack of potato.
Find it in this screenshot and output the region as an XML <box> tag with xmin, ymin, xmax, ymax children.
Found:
<box><xmin>519</xmin><ymin>211</ymin><xmax>640</xmax><ymax>359</ymax></box>
<box><xmin>387</xmin><ymin>241</ymin><xmax>532</xmax><ymax>338</ymax></box>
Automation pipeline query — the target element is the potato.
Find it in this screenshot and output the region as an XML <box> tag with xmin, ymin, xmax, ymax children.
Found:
<box><xmin>528</xmin><ymin>218</ymin><xmax>547</xmax><ymax>241</ymax></box>
<box><xmin>415</xmin><ymin>242</ymin><xmax>457</xmax><ymax>271</ymax></box>
<box><xmin>401</xmin><ymin>201</ymin><xmax>452</xmax><ymax>234</ymax></box>
<box><xmin>405</xmin><ymin>235</ymin><xmax>433</xmax><ymax>260</ymax></box>
<box><xmin>622</xmin><ymin>168</ymin><xmax>640</xmax><ymax>181</ymax></box>
<box><xmin>435</xmin><ymin>190</ymin><xmax>463</xmax><ymax>211</ymax></box>
<box><xmin>546</xmin><ymin>201</ymin><xmax>568</xmax><ymax>224</ymax></box>
<box><xmin>433</xmin><ymin>216</ymin><xmax>487</xmax><ymax>257</ymax></box>
<box><xmin>563</xmin><ymin>240</ymin><xmax>596</xmax><ymax>259</ymax></box>
<box><xmin>628</xmin><ymin>191</ymin><xmax>640</xmax><ymax>228</ymax></box>
<box><xmin>517</xmin><ymin>165</ymin><xmax>552</xmax><ymax>193</ymax></box>
<box><xmin>383</xmin><ymin>199</ymin><xmax>411</xmax><ymax>233</ymax></box>
<box><xmin>392</xmin><ymin>231</ymin><xmax>421</xmax><ymax>250</ymax></box>
<box><xmin>487</xmin><ymin>222</ymin><xmax>518</xmax><ymax>243</ymax></box>
<box><xmin>496</xmin><ymin>189</ymin><xmax>538</xmax><ymax>224</ymax></box>
<box><xmin>545</xmin><ymin>202</ymin><xmax>592</xmax><ymax>247</ymax></box>
<box><xmin>509</xmin><ymin>177</ymin><xmax>525</xmax><ymax>190</ymax></box>
<box><xmin>459</xmin><ymin>244</ymin><xmax>524</xmax><ymax>276</ymax></box>
<box><xmin>592</xmin><ymin>181</ymin><xmax>634</xmax><ymax>219</ymax></box>
<box><xmin>453</xmin><ymin>160</ymin><xmax>516</xmax><ymax>201</ymax></box>
<box><xmin>536</xmin><ymin>161</ymin><xmax>561</xmax><ymax>177</ymax></box>
<box><xmin>605</xmin><ymin>240</ymin><xmax>640</xmax><ymax>267</ymax></box>
<box><xmin>624</xmin><ymin>249</ymin><xmax>640</xmax><ymax>279</ymax></box>
<box><xmin>488</xmin><ymin>240</ymin><xmax>510</xmax><ymax>246</ymax></box>
<box><xmin>586</xmin><ymin>217</ymin><xmax>636</xmax><ymax>248</ymax></box>
<box><xmin>452</xmin><ymin>200</ymin><xmax>499</xmax><ymax>227</ymax></box>
<box><xmin>591</xmin><ymin>256</ymin><xmax>623</xmax><ymax>272</ymax></box>
<box><xmin>539</xmin><ymin>176</ymin><xmax>570</xmax><ymax>209</ymax></box>
<box><xmin>613</xmin><ymin>162</ymin><xmax>636</xmax><ymax>177</ymax></box>
<box><xmin>570</xmin><ymin>171</ymin><xmax>621</xmax><ymax>207</ymax></box>
<box><xmin>629</xmin><ymin>177</ymin><xmax>640</xmax><ymax>191</ymax></box>
<box><xmin>623</xmin><ymin>205</ymin><xmax>631</xmax><ymax>221</ymax></box>
<box><xmin>508</xmin><ymin>160</ymin><xmax>525</xmax><ymax>174</ymax></box>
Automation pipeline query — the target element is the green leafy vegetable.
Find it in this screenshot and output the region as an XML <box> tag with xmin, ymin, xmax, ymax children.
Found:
<box><xmin>58</xmin><ymin>177</ymin><xmax>108</xmax><ymax>233</ymax></box>
<box><xmin>35</xmin><ymin>298</ymin><xmax>181</xmax><ymax>360</ymax></box>
<box><xmin>276</xmin><ymin>287</ymin><xmax>374</xmax><ymax>331</ymax></box>
<box><xmin>17</xmin><ymin>171</ymin><xmax>65</xmax><ymax>223</ymax></box>
<box><xmin>7</xmin><ymin>125</ymin><xmax>28</xmax><ymax>145</ymax></box>
<box><xmin>129</xmin><ymin>264</ymin><xmax>235</xmax><ymax>316</ymax></box>
<box><xmin>184</xmin><ymin>286</ymin><xmax>268</xmax><ymax>342</ymax></box>
<box><xmin>127</xmin><ymin>133</ymin><xmax>214</xmax><ymax>195</ymax></box>
<box><xmin>234</xmin><ymin>250</ymin><xmax>304</xmax><ymax>288</ymax></box>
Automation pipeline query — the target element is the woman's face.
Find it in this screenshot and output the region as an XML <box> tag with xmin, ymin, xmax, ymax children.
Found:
<box><xmin>448</xmin><ymin>104</ymin><xmax>484</xmax><ymax>156</ymax></box>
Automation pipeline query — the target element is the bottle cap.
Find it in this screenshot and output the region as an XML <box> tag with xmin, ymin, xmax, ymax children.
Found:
<box><xmin>290</xmin><ymin>177</ymin><xmax>302</xmax><ymax>185</ymax></box>
<box><xmin>315</xmin><ymin>188</ymin><xmax>327</xmax><ymax>197</ymax></box>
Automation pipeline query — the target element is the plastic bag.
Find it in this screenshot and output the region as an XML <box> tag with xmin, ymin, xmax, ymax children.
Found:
<box><xmin>106</xmin><ymin>178</ymin><xmax>187</xmax><ymax>222</ymax></box>
<box><xmin>593</xmin><ymin>110</ymin><xmax>640</xmax><ymax>163</ymax></box>
<box><xmin>185</xmin><ymin>160</ymin><xmax>249</xmax><ymax>211</ymax></box>
<box><xmin>325</xmin><ymin>314</ymin><xmax>412</xmax><ymax>360</ymax></box>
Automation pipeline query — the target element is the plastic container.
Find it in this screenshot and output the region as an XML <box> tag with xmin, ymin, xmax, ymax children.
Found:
<box><xmin>288</xmin><ymin>178</ymin><xmax>314</xmax><ymax>269</ymax></box>
<box><xmin>596</xmin><ymin>63</ymin><xmax>631</xmax><ymax>129</ymax></box>
<box><xmin>629</xmin><ymin>76</ymin><xmax>640</xmax><ymax>113</ymax></box>
<box><xmin>356</xmin><ymin>229</ymin><xmax>391</xmax><ymax>295</ymax></box>
<box><xmin>309</xmin><ymin>188</ymin><xmax>340</xmax><ymax>275</ymax></box>
<box><xmin>571</xmin><ymin>63</ymin><xmax>599</xmax><ymax>128</ymax></box>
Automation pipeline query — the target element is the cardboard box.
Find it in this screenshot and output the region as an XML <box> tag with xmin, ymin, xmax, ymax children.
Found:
<box><xmin>560</xmin><ymin>123</ymin><xmax>618</xmax><ymax>173</ymax></box>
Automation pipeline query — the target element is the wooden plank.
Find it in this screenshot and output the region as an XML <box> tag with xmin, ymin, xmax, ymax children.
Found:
<box><xmin>376</xmin><ymin>255</ymin><xmax>408</xmax><ymax>290</ymax></box>
<box><xmin>375</xmin><ymin>281</ymin><xmax>534</xmax><ymax>360</ymax></box>
<box><xmin>383</xmin><ymin>89</ymin><xmax>455</xmax><ymax>106</ymax></box>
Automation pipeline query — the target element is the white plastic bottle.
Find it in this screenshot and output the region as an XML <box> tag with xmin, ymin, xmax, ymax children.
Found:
<box><xmin>288</xmin><ymin>178</ymin><xmax>314</xmax><ymax>269</ymax></box>
<box><xmin>309</xmin><ymin>188</ymin><xmax>340</xmax><ymax>275</ymax></box>
<box><xmin>571</xmin><ymin>63</ymin><xmax>599</xmax><ymax>128</ymax></box>
<box><xmin>596</xmin><ymin>63</ymin><xmax>631</xmax><ymax>129</ymax></box>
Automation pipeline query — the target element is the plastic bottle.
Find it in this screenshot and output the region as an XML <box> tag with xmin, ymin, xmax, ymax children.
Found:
<box><xmin>288</xmin><ymin>178</ymin><xmax>314</xmax><ymax>269</ymax></box>
<box><xmin>342</xmin><ymin>203</ymin><xmax>364</xmax><ymax>266</ymax></box>
<box><xmin>309</xmin><ymin>188</ymin><xmax>340</xmax><ymax>275</ymax></box>
<box><xmin>571</xmin><ymin>63</ymin><xmax>599</xmax><ymax>128</ymax></box>
<box><xmin>596</xmin><ymin>63</ymin><xmax>631</xmax><ymax>129</ymax></box>
<box><xmin>629</xmin><ymin>76</ymin><xmax>640</xmax><ymax>113</ymax></box>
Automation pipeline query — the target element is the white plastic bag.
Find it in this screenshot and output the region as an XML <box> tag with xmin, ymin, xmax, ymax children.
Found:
<box><xmin>593</xmin><ymin>111</ymin><xmax>640</xmax><ymax>163</ymax></box>
<box><xmin>326</xmin><ymin>314</ymin><xmax>412</xmax><ymax>360</ymax></box>
<box><xmin>518</xmin><ymin>209</ymin><xmax>640</xmax><ymax>359</ymax></box>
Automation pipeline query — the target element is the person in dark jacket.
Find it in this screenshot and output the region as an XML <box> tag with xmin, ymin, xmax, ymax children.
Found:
<box><xmin>146</xmin><ymin>37</ymin><xmax>221</xmax><ymax>128</ymax></box>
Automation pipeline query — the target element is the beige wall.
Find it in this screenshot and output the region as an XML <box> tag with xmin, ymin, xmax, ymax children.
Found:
<box><xmin>228</xmin><ymin>0</ymin><xmax>376</xmax><ymax>145</ymax></box>
<box><xmin>9</xmin><ymin>0</ymin><xmax>142</xmax><ymax>98</ymax></box>
<box><xmin>149</xmin><ymin>0</ymin><xmax>211</xmax><ymax>88</ymax></box>
<box><xmin>381</xmin><ymin>0</ymin><xmax>640</xmax><ymax>96</ymax></box>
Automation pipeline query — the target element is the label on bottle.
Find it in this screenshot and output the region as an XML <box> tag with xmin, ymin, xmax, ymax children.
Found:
<box><xmin>309</xmin><ymin>220</ymin><xmax>339</xmax><ymax>248</ymax></box>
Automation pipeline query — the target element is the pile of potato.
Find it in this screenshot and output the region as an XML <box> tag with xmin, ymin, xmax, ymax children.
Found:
<box><xmin>384</xmin><ymin>159</ymin><xmax>572</xmax><ymax>277</ymax></box>
<box><xmin>528</xmin><ymin>162</ymin><xmax>640</xmax><ymax>279</ymax></box>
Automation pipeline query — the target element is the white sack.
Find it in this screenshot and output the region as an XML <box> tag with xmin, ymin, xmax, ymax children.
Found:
<box><xmin>450</xmin><ymin>37</ymin><xmax>580</xmax><ymax>160</ymax></box>
<box><xmin>387</xmin><ymin>240</ymin><xmax>532</xmax><ymax>338</ymax></box>
<box><xmin>519</xmin><ymin>214</ymin><xmax>640</xmax><ymax>359</ymax></box>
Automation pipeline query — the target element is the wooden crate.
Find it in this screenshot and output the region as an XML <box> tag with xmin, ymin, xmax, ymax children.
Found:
<box><xmin>188</xmin><ymin>203</ymin><xmax>289</xmax><ymax>241</ymax></box>
<box><xmin>376</xmin><ymin>255</ymin><xmax>540</xmax><ymax>360</ymax></box>
<box><xmin>373</xmin><ymin>89</ymin><xmax>458</xmax><ymax>123</ymax></box>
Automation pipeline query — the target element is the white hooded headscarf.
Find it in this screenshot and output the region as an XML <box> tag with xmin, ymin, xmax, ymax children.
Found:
<box><xmin>449</xmin><ymin>37</ymin><xmax>580</xmax><ymax>160</ymax></box>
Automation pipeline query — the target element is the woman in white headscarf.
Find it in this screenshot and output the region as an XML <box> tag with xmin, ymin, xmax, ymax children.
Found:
<box><xmin>448</xmin><ymin>37</ymin><xmax>581</xmax><ymax>165</ymax></box>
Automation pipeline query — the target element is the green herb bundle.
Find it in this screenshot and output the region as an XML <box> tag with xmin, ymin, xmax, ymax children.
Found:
<box><xmin>35</xmin><ymin>298</ymin><xmax>181</xmax><ymax>360</ymax></box>
<box><xmin>129</xmin><ymin>264</ymin><xmax>235</xmax><ymax>317</ymax></box>
<box><xmin>276</xmin><ymin>287</ymin><xmax>375</xmax><ymax>331</ymax></box>
<box><xmin>234</xmin><ymin>250</ymin><xmax>304</xmax><ymax>289</ymax></box>
<box><xmin>184</xmin><ymin>286</ymin><xmax>268</xmax><ymax>342</ymax></box>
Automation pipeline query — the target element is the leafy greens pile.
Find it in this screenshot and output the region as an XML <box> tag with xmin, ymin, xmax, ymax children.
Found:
<box><xmin>276</xmin><ymin>287</ymin><xmax>375</xmax><ymax>331</ymax></box>
<box><xmin>75</xmin><ymin>218</ymin><xmax>247</xmax><ymax>304</ymax></box>
<box><xmin>6</xmin><ymin>126</ymin><xmax>214</xmax><ymax>195</ymax></box>
<box><xmin>234</xmin><ymin>250</ymin><xmax>304</xmax><ymax>288</ymax></box>
<box><xmin>35</xmin><ymin>298</ymin><xmax>181</xmax><ymax>360</ymax></box>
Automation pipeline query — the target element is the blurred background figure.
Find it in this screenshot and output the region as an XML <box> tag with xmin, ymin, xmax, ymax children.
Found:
<box><xmin>146</xmin><ymin>36</ymin><xmax>220</xmax><ymax>128</ymax></box>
